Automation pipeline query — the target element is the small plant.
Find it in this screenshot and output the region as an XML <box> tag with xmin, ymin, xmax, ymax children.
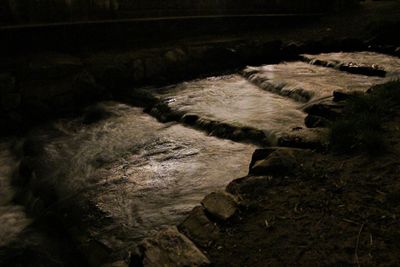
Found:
<box><xmin>329</xmin><ymin>80</ymin><xmax>400</xmax><ymax>155</ymax></box>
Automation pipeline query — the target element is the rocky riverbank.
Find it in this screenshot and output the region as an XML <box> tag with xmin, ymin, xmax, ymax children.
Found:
<box><xmin>1</xmin><ymin>1</ymin><xmax>400</xmax><ymax>267</ymax></box>
<box><xmin>133</xmin><ymin>80</ymin><xmax>400</xmax><ymax>266</ymax></box>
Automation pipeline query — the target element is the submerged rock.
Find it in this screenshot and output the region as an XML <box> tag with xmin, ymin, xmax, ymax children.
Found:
<box><xmin>201</xmin><ymin>191</ymin><xmax>237</xmax><ymax>221</ymax></box>
<box><xmin>132</xmin><ymin>226</ymin><xmax>210</xmax><ymax>267</ymax></box>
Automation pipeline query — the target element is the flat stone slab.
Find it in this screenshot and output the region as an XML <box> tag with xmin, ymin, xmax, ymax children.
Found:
<box><xmin>136</xmin><ymin>226</ymin><xmax>210</xmax><ymax>267</ymax></box>
<box><xmin>179</xmin><ymin>206</ymin><xmax>220</xmax><ymax>247</ymax></box>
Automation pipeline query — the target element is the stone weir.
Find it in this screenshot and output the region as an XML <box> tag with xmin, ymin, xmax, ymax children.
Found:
<box><xmin>1</xmin><ymin>34</ymin><xmax>399</xmax><ymax>137</ymax></box>
<box><xmin>9</xmin><ymin>49</ymin><xmax>398</xmax><ymax>267</ymax></box>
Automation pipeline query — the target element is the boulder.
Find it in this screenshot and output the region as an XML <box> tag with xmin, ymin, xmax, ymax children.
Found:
<box><xmin>132</xmin><ymin>227</ymin><xmax>210</xmax><ymax>267</ymax></box>
<box><xmin>248</xmin><ymin>148</ymin><xmax>279</xmax><ymax>170</ymax></box>
<box><xmin>201</xmin><ymin>191</ymin><xmax>237</xmax><ymax>221</ymax></box>
<box><xmin>303</xmin><ymin>99</ymin><xmax>344</xmax><ymax>120</ymax></box>
<box><xmin>333</xmin><ymin>90</ymin><xmax>362</xmax><ymax>102</ymax></box>
<box><xmin>249</xmin><ymin>148</ymin><xmax>312</xmax><ymax>176</ymax></box>
<box><xmin>226</xmin><ymin>176</ymin><xmax>274</xmax><ymax>197</ymax></box>
<box><xmin>178</xmin><ymin>206</ymin><xmax>219</xmax><ymax>248</ymax></box>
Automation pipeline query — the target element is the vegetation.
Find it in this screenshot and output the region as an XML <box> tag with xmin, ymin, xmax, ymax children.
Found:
<box><xmin>329</xmin><ymin>80</ymin><xmax>400</xmax><ymax>155</ymax></box>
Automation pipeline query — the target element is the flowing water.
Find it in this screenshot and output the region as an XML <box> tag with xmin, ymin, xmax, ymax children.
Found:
<box><xmin>153</xmin><ymin>74</ymin><xmax>307</xmax><ymax>142</ymax></box>
<box><xmin>28</xmin><ymin>103</ymin><xmax>255</xmax><ymax>255</ymax></box>
<box><xmin>302</xmin><ymin>51</ymin><xmax>400</xmax><ymax>78</ymax></box>
<box><xmin>2</xmin><ymin>51</ymin><xmax>398</xmax><ymax>265</ymax></box>
<box><xmin>0</xmin><ymin>141</ymin><xmax>31</xmax><ymax>248</ymax></box>
<box><xmin>243</xmin><ymin>61</ymin><xmax>388</xmax><ymax>101</ymax></box>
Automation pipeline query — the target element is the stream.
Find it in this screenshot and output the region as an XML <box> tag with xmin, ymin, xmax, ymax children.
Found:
<box><xmin>0</xmin><ymin>51</ymin><xmax>398</xmax><ymax>266</ymax></box>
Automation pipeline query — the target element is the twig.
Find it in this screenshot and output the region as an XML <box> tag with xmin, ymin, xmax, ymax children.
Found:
<box><xmin>354</xmin><ymin>223</ymin><xmax>365</xmax><ymax>267</ymax></box>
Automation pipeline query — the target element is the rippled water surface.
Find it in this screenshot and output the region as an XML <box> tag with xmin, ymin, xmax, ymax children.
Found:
<box><xmin>36</xmin><ymin>103</ymin><xmax>255</xmax><ymax>249</ymax></box>
<box><xmin>243</xmin><ymin>61</ymin><xmax>387</xmax><ymax>101</ymax></box>
<box><xmin>0</xmin><ymin>141</ymin><xmax>31</xmax><ymax>247</ymax></box>
<box><xmin>4</xmin><ymin>51</ymin><xmax>399</xmax><ymax>264</ymax></box>
<box><xmin>155</xmin><ymin>74</ymin><xmax>307</xmax><ymax>139</ymax></box>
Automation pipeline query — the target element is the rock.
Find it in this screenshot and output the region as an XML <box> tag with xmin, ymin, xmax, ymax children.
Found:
<box><xmin>132</xmin><ymin>227</ymin><xmax>210</xmax><ymax>267</ymax></box>
<box><xmin>305</xmin><ymin>115</ymin><xmax>331</xmax><ymax>128</ymax></box>
<box><xmin>333</xmin><ymin>90</ymin><xmax>362</xmax><ymax>102</ymax></box>
<box><xmin>201</xmin><ymin>191</ymin><xmax>237</xmax><ymax>221</ymax></box>
<box><xmin>178</xmin><ymin>206</ymin><xmax>219</xmax><ymax>247</ymax></box>
<box><xmin>249</xmin><ymin>148</ymin><xmax>312</xmax><ymax>176</ymax></box>
<box><xmin>303</xmin><ymin>100</ymin><xmax>344</xmax><ymax>120</ymax></box>
<box><xmin>226</xmin><ymin>176</ymin><xmax>274</xmax><ymax>197</ymax></box>
<box><xmin>338</xmin><ymin>63</ymin><xmax>386</xmax><ymax>77</ymax></box>
<box><xmin>182</xmin><ymin>114</ymin><xmax>199</xmax><ymax>125</ymax></box>
<box><xmin>248</xmin><ymin>148</ymin><xmax>279</xmax><ymax>170</ymax></box>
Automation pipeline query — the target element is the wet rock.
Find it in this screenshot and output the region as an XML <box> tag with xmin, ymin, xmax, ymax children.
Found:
<box><xmin>201</xmin><ymin>191</ymin><xmax>237</xmax><ymax>221</ymax></box>
<box><xmin>226</xmin><ymin>175</ymin><xmax>274</xmax><ymax>197</ymax></box>
<box><xmin>333</xmin><ymin>90</ymin><xmax>362</xmax><ymax>102</ymax></box>
<box><xmin>303</xmin><ymin>100</ymin><xmax>344</xmax><ymax>120</ymax></box>
<box><xmin>249</xmin><ymin>148</ymin><xmax>312</xmax><ymax>176</ymax></box>
<box><xmin>182</xmin><ymin>114</ymin><xmax>199</xmax><ymax>125</ymax></box>
<box><xmin>305</xmin><ymin>115</ymin><xmax>331</xmax><ymax>128</ymax></box>
<box><xmin>277</xmin><ymin>131</ymin><xmax>327</xmax><ymax>150</ymax></box>
<box><xmin>338</xmin><ymin>63</ymin><xmax>386</xmax><ymax>77</ymax></box>
<box><xmin>132</xmin><ymin>226</ymin><xmax>210</xmax><ymax>267</ymax></box>
<box><xmin>249</xmin><ymin>148</ymin><xmax>279</xmax><ymax>170</ymax></box>
<box><xmin>178</xmin><ymin>206</ymin><xmax>219</xmax><ymax>248</ymax></box>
